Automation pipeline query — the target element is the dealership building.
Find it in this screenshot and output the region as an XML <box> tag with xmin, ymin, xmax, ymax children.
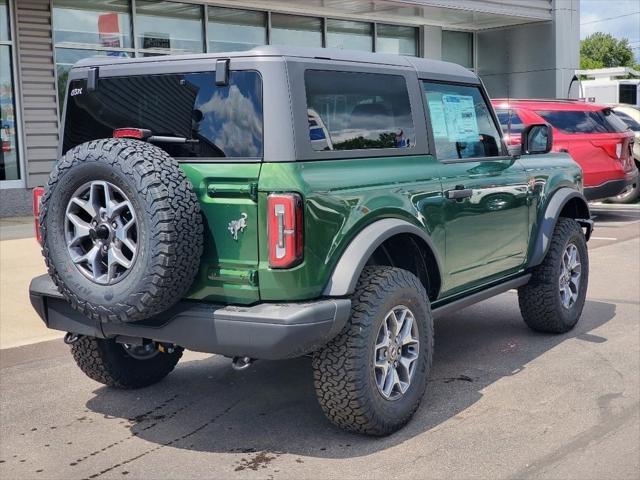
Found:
<box><xmin>0</xmin><ymin>0</ymin><xmax>579</xmax><ymax>214</ymax></box>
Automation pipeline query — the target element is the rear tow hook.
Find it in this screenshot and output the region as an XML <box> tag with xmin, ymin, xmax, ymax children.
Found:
<box><xmin>231</xmin><ymin>356</ymin><xmax>254</xmax><ymax>371</ymax></box>
<box><xmin>64</xmin><ymin>332</ymin><xmax>81</xmax><ymax>345</ymax></box>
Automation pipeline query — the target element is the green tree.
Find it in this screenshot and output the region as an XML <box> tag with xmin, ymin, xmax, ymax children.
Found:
<box><xmin>580</xmin><ymin>32</ymin><xmax>635</xmax><ymax>69</ymax></box>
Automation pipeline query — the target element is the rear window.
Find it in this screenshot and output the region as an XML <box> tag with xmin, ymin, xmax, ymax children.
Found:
<box><xmin>537</xmin><ymin>109</ymin><xmax>629</xmax><ymax>134</ymax></box>
<box><xmin>304</xmin><ymin>70</ymin><xmax>414</xmax><ymax>151</ymax></box>
<box><xmin>63</xmin><ymin>70</ymin><xmax>263</xmax><ymax>158</ymax></box>
<box><xmin>495</xmin><ymin>109</ymin><xmax>525</xmax><ymax>134</ymax></box>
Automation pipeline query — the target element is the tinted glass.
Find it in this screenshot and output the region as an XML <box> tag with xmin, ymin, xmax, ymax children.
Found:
<box><xmin>56</xmin><ymin>48</ymin><xmax>132</xmax><ymax>117</ymax></box>
<box><xmin>496</xmin><ymin>109</ymin><xmax>525</xmax><ymax>134</ymax></box>
<box><xmin>442</xmin><ymin>30</ymin><xmax>473</xmax><ymax>69</ymax></box>
<box><xmin>1</xmin><ymin>45</ymin><xmax>19</xmax><ymax>181</ymax></box>
<box><xmin>208</xmin><ymin>7</ymin><xmax>266</xmax><ymax>52</ymax></box>
<box><xmin>136</xmin><ymin>1</ymin><xmax>203</xmax><ymax>54</ymax></box>
<box><xmin>53</xmin><ymin>0</ymin><xmax>132</xmax><ymax>48</ymax></box>
<box><xmin>326</xmin><ymin>20</ymin><xmax>372</xmax><ymax>52</ymax></box>
<box><xmin>422</xmin><ymin>82</ymin><xmax>502</xmax><ymax>160</ymax></box>
<box><xmin>619</xmin><ymin>84</ymin><xmax>637</xmax><ymax>105</ymax></box>
<box><xmin>538</xmin><ymin>109</ymin><xmax>629</xmax><ymax>134</ymax></box>
<box><xmin>614</xmin><ymin>111</ymin><xmax>640</xmax><ymax>131</ymax></box>
<box><xmin>305</xmin><ymin>70</ymin><xmax>414</xmax><ymax>151</ymax></box>
<box><xmin>271</xmin><ymin>14</ymin><xmax>322</xmax><ymax>48</ymax></box>
<box><xmin>0</xmin><ymin>0</ymin><xmax>9</xmax><ymax>41</ymax></box>
<box><xmin>63</xmin><ymin>71</ymin><xmax>263</xmax><ymax>158</ymax></box>
<box><xmin>376</xmin><ymin>24</ymin><xmax>417</xmax><ymax>56</ymax></box>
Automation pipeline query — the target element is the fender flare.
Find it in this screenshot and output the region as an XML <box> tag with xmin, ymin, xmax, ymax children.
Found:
<box><xmin>322</xmin><ymin>218</ymin><xmax>443</xmax><ymax>297</ymax></box>
<box><xmin>528</xmin><ymin>187</ymin><xmax>591</xmax><ymax>268</ymax></box>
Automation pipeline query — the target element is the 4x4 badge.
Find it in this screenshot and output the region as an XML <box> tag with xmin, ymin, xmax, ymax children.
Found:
<box><xmin>228</xmin><ymin>213</ymin><xmax>248</xmax><ymax>240</ymax></box>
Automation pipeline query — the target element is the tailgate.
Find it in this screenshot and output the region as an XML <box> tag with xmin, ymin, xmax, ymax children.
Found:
<box><xmin>180</xmin><ymin>163</ymin><xmax>261</xmax><ymax>304</ymax></box>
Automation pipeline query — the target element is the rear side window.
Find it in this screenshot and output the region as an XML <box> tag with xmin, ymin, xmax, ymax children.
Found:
<box><xmin>495</xmin><ymin>109</ymin><xmax>525</xmax><ymax>134</ymax></box>
<box><xmin>63</xmin><ymin>70</ymin><xmax>263</xmax><ymax>158</ymax></box>
<box><xmin>304</xmin><ymin>70</ymin><xmax>414</xmax><ymax>151</ymax></box>
<box><xmin>537</xmin><ymin>109</ymin><xmax>628</xmax><ymax>134</ymax></box>
<box><xmin>422</xmin><ymin>81</ymin><xmax>502</xmax><ymax>160</ymax></box>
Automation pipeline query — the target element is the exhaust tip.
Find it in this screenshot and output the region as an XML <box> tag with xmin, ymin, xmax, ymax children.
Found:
<box><xmin>231</xmin><ymin>356</ymin><xmax>253</xmax><ymax>371</ymax></box>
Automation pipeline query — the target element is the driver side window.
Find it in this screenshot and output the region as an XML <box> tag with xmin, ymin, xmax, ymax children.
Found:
<box><xmin>422</xmin><ymin>81</ymin><xmax>502</xmax><ymax>161</ymax></box>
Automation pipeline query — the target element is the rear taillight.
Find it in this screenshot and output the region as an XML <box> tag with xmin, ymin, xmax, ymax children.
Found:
<box><xmin>113</xmin><ymin>128</ymin><xmax>151</xmax><ymax>140</ymax></box>
<box><xmin>267</xmin><ymin>193</ymin><xmax>303</xmax><ymax>269</ymax></box>
<box><xmin>32</xmin><ymin>186</ymin><xmax>45</xmax><ymax>245</ymax></box>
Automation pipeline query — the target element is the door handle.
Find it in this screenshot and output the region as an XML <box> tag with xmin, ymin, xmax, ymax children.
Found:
<box><xmin>446</xmin><ymin>186</ymin><xmax>473</xmax><ymax>200</ymax></box>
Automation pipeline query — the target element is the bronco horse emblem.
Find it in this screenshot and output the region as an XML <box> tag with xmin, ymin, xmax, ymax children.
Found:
<box><xmin>228</xmin><ymin>213</ymin><xmax>248</xmax><ymax>240</ymax></box>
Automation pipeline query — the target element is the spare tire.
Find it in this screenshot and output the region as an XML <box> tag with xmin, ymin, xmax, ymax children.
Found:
<box><xmin>39</xmin><ymin>139</ymin><xmax>203</xmax><ymax>323</ymax></box>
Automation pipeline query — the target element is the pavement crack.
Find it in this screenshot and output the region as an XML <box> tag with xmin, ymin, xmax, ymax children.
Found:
<box><xmin>83</xmin><ymin>400</ymin><xmax>240</xmax><ymax>479</ymax></box>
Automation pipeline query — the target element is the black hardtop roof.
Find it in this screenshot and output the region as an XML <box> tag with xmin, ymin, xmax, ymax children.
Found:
<box><xmin>73</xmin><ymin>45</ymin><xmax>479</xmax><ymax>83</ymax></box>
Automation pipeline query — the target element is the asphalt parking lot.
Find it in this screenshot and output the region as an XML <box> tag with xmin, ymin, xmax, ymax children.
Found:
<box><xmin>1</xmin><ymin>205</ymin><xmax>638</xmax><ymax>480</ymax></box>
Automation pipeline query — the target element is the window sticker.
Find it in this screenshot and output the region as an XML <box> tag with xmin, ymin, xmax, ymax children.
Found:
<box><xmin>427</xmin><ymin>93</ymin><xmax>448</xmax><ymax>138</ymax></box>
<box><xmin>441</xmin><ymin>94</ymin><xmax>478</xmax><ymax>142</ymax></box>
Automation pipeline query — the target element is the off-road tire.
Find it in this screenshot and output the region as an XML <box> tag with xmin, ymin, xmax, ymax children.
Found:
<box><xmin>518</xmin><ymin>218</ymin><xmax>589</xmax><ymax>333</ymax></box>
<box><xmin>71</xmin><ymin>336</ymin><xmax>183</xmax><ymax>388</ymax></box>
<box><xmin>40</xmin><ymin>139</ymin><xmax>203</xmax><ymax>323</ymax></box>
<box><xmin>312</xmin><ymin>266</ymin><xmax>433</xmax><ymax>436</ymax></box>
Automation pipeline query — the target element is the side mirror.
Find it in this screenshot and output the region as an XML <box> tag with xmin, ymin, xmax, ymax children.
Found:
<box><xmin>521</xmin><ymin>124</ymin><xmax>553</xmax><ymax>155</ymax></box>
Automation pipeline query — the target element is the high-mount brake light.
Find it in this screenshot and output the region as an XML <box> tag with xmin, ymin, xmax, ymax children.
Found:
<box><xmin>113</xmin><ymin>128</ymin><xmax>151</xmax><ymax>140</ymax></box>
<box><xmin>267</xmin><ymin>193</ymin><xmax>303</xmax><ymax>269</ymax></box>
<box><xmin>32</xmin><ymin>186</ymin><xmax>45</xmax><ymax>245</ymax></box>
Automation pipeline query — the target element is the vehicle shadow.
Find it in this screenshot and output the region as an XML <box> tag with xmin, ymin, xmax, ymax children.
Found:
<box><xmin>85</xmin><ymin>295</ymin><xmax>615</xmax><ymax>459</ymax></box>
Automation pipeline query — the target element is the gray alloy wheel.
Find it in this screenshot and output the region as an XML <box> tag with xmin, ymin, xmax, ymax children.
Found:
<box><xmin>64</xmin><ymin>180</ymin><xmax>138</xmax><ymax>285</ymax></box>
<box><xmin>373</xmin><ymin>305</ymin><xmax>420</xmax><ymax>400</ymax></box>
<box><xmin>122</xmin><ymin>343</ymin><xmax>160</xmax><ymax>360</ymax></box>
<box><xmin>559</xmin><ymin>243</ymin><xmax>581</xmax><ymax>309</ymax></box>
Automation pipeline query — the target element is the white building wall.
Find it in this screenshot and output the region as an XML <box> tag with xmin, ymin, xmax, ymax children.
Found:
<box><xmin>476</xmin><ymin>0</ymin><xmax>579</xmax><ymax>99</ymax></box>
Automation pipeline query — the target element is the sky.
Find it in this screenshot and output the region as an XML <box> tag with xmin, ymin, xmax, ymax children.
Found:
<box><xmin>580</xmin><ymin>0</ymin><xmax>640</xmax><ymax>62</ymax></box>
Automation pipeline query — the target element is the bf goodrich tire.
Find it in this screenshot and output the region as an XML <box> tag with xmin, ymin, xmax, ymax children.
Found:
<box><xmin>71</xmin><ymin>337</ymin><xmax>183</xmax><ymax>388</ymax></box>
<box><xmin>40</xmin><ymin>139</ymin><xmax>203</xmax><ymax>323</ymax></box>
<box><xmin>518</xmin><ymin>218</ymin><xmax>589</xmax><ymax>333</ymax></box>
<box><xmin>312</xmin><ymin>266</ymin><xmax>433</xmax><ymax>436</ymax></box>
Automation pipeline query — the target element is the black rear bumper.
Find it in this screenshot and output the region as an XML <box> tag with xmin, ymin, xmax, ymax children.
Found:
<box><xmin>29</xmin><ymin>275</ymin><xmax>351</xmax><ymax>360</ymax></box>
<box><xmin>584</xmin><ymin>170</ymin><xmax>638</xmax><ymax>201</ymax></box>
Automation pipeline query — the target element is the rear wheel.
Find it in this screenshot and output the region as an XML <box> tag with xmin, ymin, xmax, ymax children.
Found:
<box><xmin>70</xmin><ymin>336</ymin><xmax>183</xmax><ymax>388</ymax></box>
<box><xmin>312</xmin><ymin>266</ymin><xmax>433</xmax><ymax>436</ymax></box>
<box><xmin>518</xmin><ymin>218</ymin><xmax>589</xmax><ymax>333</ymax></box>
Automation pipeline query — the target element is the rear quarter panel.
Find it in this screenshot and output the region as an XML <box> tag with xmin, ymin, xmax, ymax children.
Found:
<box><xmin>256</xmin><ymin>156</ymin><xmax>444</xmax><ymax>301</ymax></box>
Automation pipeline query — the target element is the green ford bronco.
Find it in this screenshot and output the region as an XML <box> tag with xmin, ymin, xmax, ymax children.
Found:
<box><xmin>30</xmin><ymin>46</ymin><xmax>593</xmax><ymax>436</ymax></box>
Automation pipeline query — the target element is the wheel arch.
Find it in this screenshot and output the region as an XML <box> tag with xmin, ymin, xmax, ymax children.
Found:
<box><xmin>322</xmin><ymin>218</ymin><xmax>443</xmax><ymax>300</ymax></box>
<box><xmin>528</xmin><ymin>187</ymin><xmax>592</xmax><ymax>268</ymax></box>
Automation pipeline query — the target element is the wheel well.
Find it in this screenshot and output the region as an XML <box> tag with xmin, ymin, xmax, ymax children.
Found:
<box><xmin>559</xmin><ymin>197</ymin><xmax>589</xmax><ymax>220</ymax></box>
<box><xmin>365</xmin><ymin>233</ymin><xmax>440</xmax><ymax>301</ymax></box>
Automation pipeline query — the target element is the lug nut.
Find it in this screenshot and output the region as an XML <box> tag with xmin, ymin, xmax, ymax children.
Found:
<box><xmin>112</xmin><ymin>222</ymin><xmax>117</xmax><ymax>228</ymax></box>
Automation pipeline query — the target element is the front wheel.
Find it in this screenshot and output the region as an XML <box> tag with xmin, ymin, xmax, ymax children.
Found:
<box><xmin>312</xmin><ymin>266</ymin><xmax>433</xmax><ymax>436</ymax></box>
<box><xmin>518</xmin><ymin>218</ymin><xmax>589</xmax><ymax>333</ymax></box>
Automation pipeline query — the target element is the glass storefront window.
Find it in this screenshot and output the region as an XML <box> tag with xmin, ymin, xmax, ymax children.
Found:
<box><xmin>1</xmin><ymin>45</ymin><xmax>19</xmax><ymax>181</ymax></box>
<box><xmin>442</xmin><ymin>30</ymin><xmax>473</xmax><ymax>69</ymax></box>
<box><xmin>208</xmin><ymin>7</ymin><xmax>266</xmax><ymax>53</ymax></box>
<box><xmin>326</xmin><ymin>19</ymin><xmax>372</xmax><ymax>52</ymax></box>
<box><xmin>55</xmin><ymin>48</ymin><xmax>131</xmax><ymax>114</ymax></box>
<box><xmin>53</xmin><ymin>0</ymin><xmax>132</xmax><ymax>49</ymax></box>
<box><xmin>376</xmin><ymin>24</ymin><xmax>417</xmax><ymax>56</ymax></box>
<box><xmin>0</xmin><ymin>0</ymin><xmax>9</xmax><ymax>41</ymax></box>
<box><xmin>136</xmin><ymin>0</ymin><xmax>204</xmax><ymax>54</ymax></box>
<box><xmin>271</xmin><ymin>14</ymin><xmax>322</xmax><ymax>48</ymax></box>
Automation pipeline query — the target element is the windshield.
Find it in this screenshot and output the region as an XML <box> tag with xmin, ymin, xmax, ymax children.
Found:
<box><xmin>614</xmin><ymin>110</ymin><xmax>640</xmax><ymax>132</ymax></box>
<box><xmin>63</xmin><ymin>70</ymin><xmax>263</xmax><ymax>158</ymax></box>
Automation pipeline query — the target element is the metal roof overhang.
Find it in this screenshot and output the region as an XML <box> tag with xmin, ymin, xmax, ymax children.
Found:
<box><xmin>219</xmin><ymin>0</ymin><xmax>553</xmax><ymax>30</ymax></box>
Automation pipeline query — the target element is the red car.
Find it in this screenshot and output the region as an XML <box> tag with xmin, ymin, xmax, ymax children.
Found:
<box><xmin>492</xmin><ymin>99</ymin><xmax>637</xmax><ymax>201</ymax></box>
